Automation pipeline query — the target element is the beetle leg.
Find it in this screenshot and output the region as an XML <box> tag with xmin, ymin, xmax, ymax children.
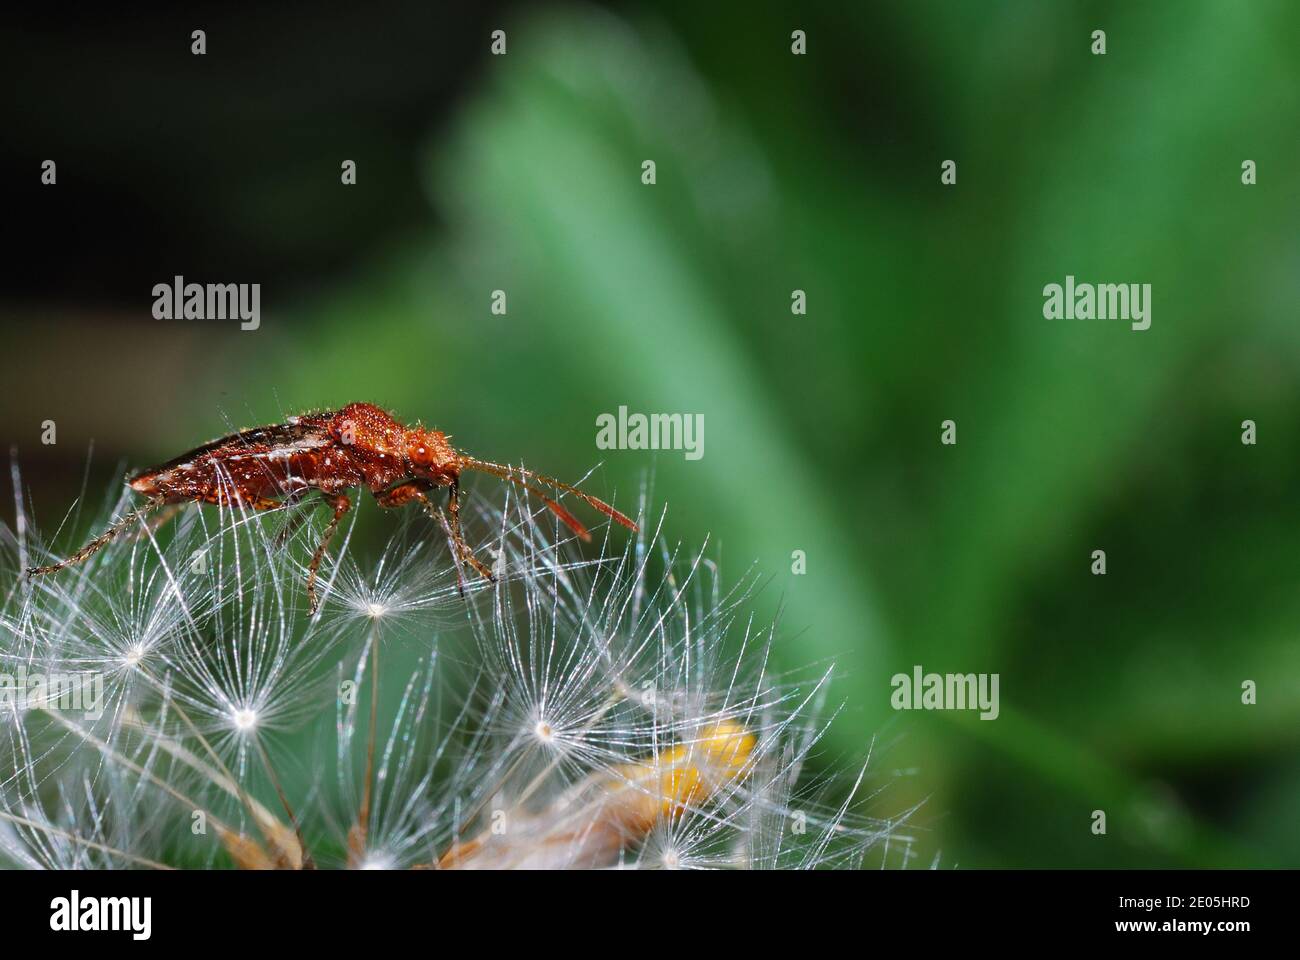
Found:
<box><xmin>447</xmin><ymin>479</ymin><xmax>497</xmax><ymax>585</ymax></box>
<box><xmin>128</xmin><ymin>502</ymin><xmax>187</xmax><ymax>542</ymax></box>
<box><xmin>305</xmin><ymin>493</ymin><xmax>351</xmax><ymax>614</ymax></box>
<box><xmin>27</xmin><ymin>497</ymin><xmax>169</xmax><ymax>579</ymax></box>
<box><xmin>371</xmin><ymin>484</ymin><xmax>463</xmax><ymax>590</ymax></box>
<box><xmin>425</xmin><ymin>503</ymin><xmax>471</xmax><ymax>598</ymax></box>
<box><xmin>372</xmin><ymin>481</ymin><xmax>494</xmax><ymax>595</ymax></box>
<box><xmin>371</xmin><ymin>480</ymin><xmax>433</xmax><ymax>510</ymax></box>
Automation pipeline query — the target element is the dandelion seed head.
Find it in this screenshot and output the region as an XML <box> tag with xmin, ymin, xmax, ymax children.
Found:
<box><xmin>2</xmin><ymin>469</ymin><xmax>916</xmax><ymax>871</ymax></box>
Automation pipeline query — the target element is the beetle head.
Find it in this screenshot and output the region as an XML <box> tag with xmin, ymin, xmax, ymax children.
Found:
<box><xmin>404</xmin><ymin>428</ymin><xmax>456</xmax><ymax>480</ymax></box>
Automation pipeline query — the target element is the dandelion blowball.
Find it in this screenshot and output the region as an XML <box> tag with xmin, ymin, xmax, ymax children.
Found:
<box><xmin>4</xmin><ymin>471</ymin><xmax>910</xmax><ymax>870</ymax></box>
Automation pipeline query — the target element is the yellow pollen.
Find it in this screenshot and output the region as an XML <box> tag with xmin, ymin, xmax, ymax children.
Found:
<box><xmin>608</xmin><ymin>720</ymin><xmax>756</xmax><ymax>826</ymax></box>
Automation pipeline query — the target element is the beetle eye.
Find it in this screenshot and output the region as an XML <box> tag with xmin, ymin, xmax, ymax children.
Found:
<box><xmin>410</xmin><ymin>441</ymin><xmax>433</xmax><ymax>467</ymax></box>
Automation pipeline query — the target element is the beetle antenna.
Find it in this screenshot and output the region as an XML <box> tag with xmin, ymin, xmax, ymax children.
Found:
<box><xmin>458</xmin><ymin>456</ymin><xmax>638</xmax><ymax>541</ymax></box>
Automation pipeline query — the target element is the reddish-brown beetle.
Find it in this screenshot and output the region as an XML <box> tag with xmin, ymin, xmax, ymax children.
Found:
<box><xmin>27</xmin><ymin>402</ymin><xmax>638</xmax><ymax>611</ymax></box>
